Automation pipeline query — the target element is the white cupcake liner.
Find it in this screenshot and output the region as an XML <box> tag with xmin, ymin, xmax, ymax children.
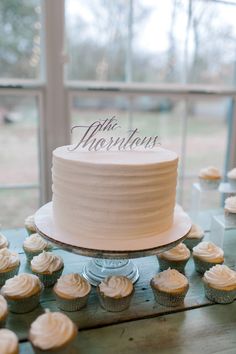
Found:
<box><xmin>199</xmin><ymin>178</ymin><xmax>220</xmax><ymax>190</ymax></box>
<box><xmin>228</xmin><ymin>178</ymin><xmax>236</xmax><ymax>190</ymax></box>
<box><xmin>204</xmin><ymin>282</ymin><xmax>236</xmax><ymax>304</ymax></box>
<box><xmin>224</xmin><ymin>209</ymin><xmax>236</xmax><ymax>228</ymax></box>
<box><xmin>5</xmin><ymin>291</ymin><xmax>42</xmax><ymax>314</ymax></box>
<box><xmin>193</xmin><ymin>256</ymin><xmax>223</xmax><ymax>275</ymax></box>
<box><xmin>33</xmin><ymin>267</ymin><xmax>64</xmax><ymax>288</ymax></box>
<box><xmin>97</xmin><ymin>287</ymin><xmax>134</xmax><ymax>312</ymax></box>
<box><xmin>31</xmin><ymin>338</ymin><xmax>77</xmax><ymax>354</ymax></box>
<box><xmin>150</xmin><ymin>280</ymin><xmax>189</xmax><ymax>307</ymax></box>
<box><xmin>157</xmin><ymin>257</ymin><xmax>189</xmax><ymax>274</ymax></box>
<box><xmin>54</xmin><ymin>293</ymin><xmax>90</xmax><ymax>312</ymax></box>
<box><xmin>0</xmin><ymin>265</ymin><xmax>20</xmax><ymax>286</ymax></box>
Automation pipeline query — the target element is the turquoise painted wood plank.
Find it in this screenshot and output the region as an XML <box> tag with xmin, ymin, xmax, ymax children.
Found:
<box><xmin>3</xmin><ymin>228</ymin><xmax>236</xmax><ymax>341</ymax></box>
<box><xmin>20</xmin><ymin>303</ymin><xmax>236</xmax><ymax>354</ymax></box>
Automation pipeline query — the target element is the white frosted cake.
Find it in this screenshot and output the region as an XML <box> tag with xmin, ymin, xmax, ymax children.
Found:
<box><xmin>51</xmin><ymin>145</ymin><xmax>184</xmax><ymax>250</ymax></box>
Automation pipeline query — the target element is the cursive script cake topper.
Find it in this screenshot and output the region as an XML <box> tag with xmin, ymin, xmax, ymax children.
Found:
<box><xmin>68</xmin><ymin>116</ymin><xmax>161</xmax><ymax>152</ymax></box>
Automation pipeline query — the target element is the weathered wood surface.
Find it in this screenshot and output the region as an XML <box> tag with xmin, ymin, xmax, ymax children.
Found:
<box><xmin>2</xmin><ymin>228</ymin><xmax>236</xmax><ymax>343</ymax></box>
<box><xmin>19</xmin><ymin>302</ymin><xmax>236</xmax><ymax>354</ymax></box>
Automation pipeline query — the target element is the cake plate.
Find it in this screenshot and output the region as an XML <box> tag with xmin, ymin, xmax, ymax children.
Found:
<box><xmin>35</xmin><ymin>202</ymin><xmax>191</xmax><ymax>286</ymax></box>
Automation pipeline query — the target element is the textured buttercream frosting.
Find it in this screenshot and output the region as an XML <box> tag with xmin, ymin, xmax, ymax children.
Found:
<box><xmin>227</xmin><ymin>168</ymin><xmax>236</xmax><ymax>179</ymax></box>
<box><xmin>204</xmin><ymin>265</ymin><xmax>236</xmax><ymax>290</ymax></box>
<box><xmin>192</xmin><ymin>241</ymin><xmax>224</xmax><ymax>262</ymax></box>
<box><xmin>24</xmin><ymin>215</ymin><xmax>36</xmax><ymax>232</ymax></box>
<box><xmin>199</xmin><ymin>166</ymin><xmax>221</xmax><ymax>179</ymax></box>
<box><xmin>186</xmin><ymin>224</ymin><xmax>204</xmax><ymax>239</ymax></box>
<box><xmin>54</xmin><ymin>273</ymin><xmax>91</xmax><ymax>299</ymax></box>
<box><xmin>23</xmin><ymin>233</ymin><xmax>49</xmax><ymax>252</ymax></box>
<box><xmin>0</xmin><ymin>295</ymin><xmax>7</xmax><ymax>320</ymax></box>
<box><xmin>224</xmin><ymin>196</ymin><xmax>236</xmax><ymax>213</ymax></box>
<box><xmin>0</xmin><ymin>234</ymin><xmax>9</xmax><ymax>249</ymax></box>
<box><xmin>1</xmin><ymin>273</ymin><xmax>42</xmax><ymax>299</ymax></box>
<box><xmin>31</xmin><ymin>251</ymin><xmax>63</xmax><ymax>274</ymax></box>
<box><xmin>152</xmin><ymin>268</ymin><xmax>188</xmax><ymax>292</ymax></box>
<box><xmin>0</xmin><ymin>329</ymin><xmax>18</xmax><ymax>354</ymax></box>
<box><xmin>0</xmin><ymin>248</ymin><xmax>20</xmax><ymax>272</ymax></box>
<box><xmin>99</xmin><ymin>276</ymin><xmax>133</xmax><ymax>298</ymax></box>
<box><xmin>52</xmin><ymin>145</ymin><xmax>178</xmax><ymax>242</ymax></box>
<box><xmin>29</xmin><ymin>311</ymin><xmax>77</xmax><ymax>350</ymax></box>
<box><xmin>159</xmin><ymin>243</ymin><xmax>190</xmax><ymax>261</ymax></box>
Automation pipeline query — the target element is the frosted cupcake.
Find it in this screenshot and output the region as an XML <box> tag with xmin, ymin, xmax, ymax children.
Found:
<box><xmin>0</xmin><ymin>329</ymin><xmax>19</xmax><ymax>354</ymax></box>
<box><xmin>97</xmin><ymin>275</ymin><xmax>134</xmax><ymax>312</ymax></box>
<box><xmin>227</xmin><ymin>168</ymin><xmax>236</xmax><ymax>189</ymax></box>
<box><xmin>54</xmin><ymin>273</ymin><xmax>91</xmax><ymax>311</ymax></box>
<box><xmin>31</xmin><ymin>251</ymin><xmax>64</xmax><ymax>287</ymax></box>
<box><xmin>192</xmin><ymin>241</ymin><xmax>224</xmax><ymax>274</ymax></box>
<box><xmin>23</xmin><ymin>233</ymin><xmax>51</xmax><ymax>262</ymax></box>
<box><xmin>157</xmin><ymin>243</ymin><xmax>190</xmax><ymax>274</ymax></box>
<box><xmin>29</xmin><ymin>311</ymin><xmax>77</xmax><ymax>354</ymax></box>
<box><xmin>1</xmin><ymin>273</ymin><xmax>43</xmax><ymax>314</ymax></box>
<box><xmin>198</xmin><ymin>166</ymin><xmax>221</xmax><ymax>190</ymax></box>
<box><xmin>0</xmin><ymin>233</ymin><xmax>9</xmax><ymax>250</ymax></box>
<box><xmin>0</xmin><ymin>295</ymin><xmax>8</xmax><ymax>327</ymax></box>
<box><xmin>183</xmin><ymin>223</ymin><xmax>204</xmax><ymax>251</ymax></box>
<box><xmin>24</xmin><ymin>214</ymin><xmax>37</xmax><ymax>235</ymax></box>
<box><xmin>203</xmin><ymin>265</ymin><xmax>236</xmax><ymax>304</ymax></box>
<box><xmin>0</xmin><ymin>248</ymin><xmax>20</xmax><ymax>286</ymax></box>
<box><xmin>150</xmin><ymin>269</ymin><xmax>189</xmax><ymax>307</ymax></box>
<box><xmin>224</xmin><ymin>196</ymin><xmax>236</xmax><ymax>227</ymax></box>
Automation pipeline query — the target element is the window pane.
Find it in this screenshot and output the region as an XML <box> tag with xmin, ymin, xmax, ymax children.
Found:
<box><xmin>0</xmin><ymin>95</ymin><xmax>39</xmax><ymax>185</ymax></box>
<box><xmin>0</xmin><ymin>0</ymin><xmax>42</xmax><ymax>79</ymax></box>
<box><xmin>0</xmin><ymin>189</ymin><xmax>39</xmax><ymax>229</ymax></box>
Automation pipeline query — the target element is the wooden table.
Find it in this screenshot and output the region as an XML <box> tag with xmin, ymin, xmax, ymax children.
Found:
<box><xmin>2</xmin><ymin>228</ymin><xmax>236</xmax><ymax>354</ymax></box>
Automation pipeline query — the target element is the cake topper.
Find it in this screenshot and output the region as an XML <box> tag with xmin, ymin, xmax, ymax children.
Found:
<box><xmin>69</xmin><ymin>116</ymin><xmax>160</xmax><ymax>152</ymax></box>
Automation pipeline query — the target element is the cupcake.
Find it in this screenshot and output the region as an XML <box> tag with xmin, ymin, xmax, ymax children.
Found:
<box><xmin>0</xmin><ymin>233</ymin><xmax>9</xmax><ymax>250</ymax></box>
<box><xmin>227</xmin><ymin>168</ymin><xmax>236</xmax><ymax>189</ymax></box>
<box><xmin>23</xmin><ymin>233</ymin><xmax>51</xmax><ymax>262</ymax></box>
<box><xmin>224</xmin><ymin>196</ymin><xmax>236</xmax><ymax>227</ymax></box>
<box><xmin>31</xmin><ymin>251</ymin><xmax>64</xmax><ymax>287</ymax></box>
<box><xmin>0</xmin><ymin>329</ymin><xmax>19</xmax><ymax>354</ymax></box>
<box><xmin>54</xmin><ymin>273</ymin><xmax>91</xmax><ymax>311</ymax></box>
<box><xmin>24</xmin><ymin>214</ymin><xmax>37</xmax><ymax>235</ymax></box>
<box><xmin>198</xmin><ymin>166</ymin><xmax>221</xmax><ymax>190</ymax></box>
<box><xmin>150</xmin><ymin>268</ymin><xmax>189</xmax><ymax>307</ymax></box>
<box><xmin>203</xmin><ymin>265</ymin><xmax>236</xmax><ymax>304</ymax></box>
<box><xmin>192</xmin><ymin>241</ymin><xmax>224</xmax><ymax>274</ymax></box>
<box><xmin>1</xmin><ymin>273</ymin><xmax>43</xmax><ymax>314</ymax></box>
<box><xmin>97</xmin><ymin>275</ymin><xmax>134</xmax><ymax>312</ymax></box>
<box><xmin>0</xmin><ymin>295</ymin><xmax>8</xmax><ymax>327</ymax></box>
<box><xmin>157</xmin><ymin>243</ymin><xmax>190</xmax><ymax>274</ymax></box>
<box><xmin>0</xmin><ymin>248</ymin><xmax>20</xmax><ymax>286</ymax></box>
<box><xmin>29</xmin><ymin>311</ymin><xmax>77</xmax><ymax>354</ymax></box>
<box><xmin>183</xmin><ymin>223</ymin><xmax>204</xmax><ymax>251</ymax></box>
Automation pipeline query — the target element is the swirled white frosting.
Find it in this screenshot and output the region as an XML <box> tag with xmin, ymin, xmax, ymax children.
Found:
<box><xmin>0</xmin><ymin>295</ymin><xmax>7</xmax><ymax>319</ymax></box>
<box><xmin>29</xmin><ymin>312</ymin><xmax>77</xmax><ymax>350</ymax></box>
<box><xmin>187</xmin><ymin>224</ymin><xmax>204</xmax><ymax>239</ymax></box>
<box><xmin>23</xmin><ymin>233</ymin><xmax>48</xmax><ymax>252</ymax></box>
<box><xmin>204</xmin><ymin>265</ymin><xmax>236</xmax><ymax>289</ymax></box>
<box><xmin>31</xmin><ymin>251</ymin><xmax>63</xmax><ymax>274</ymax></box>
<box><xmin>199</xmin><ymin>166</ymin><xmax>221</xmax><ymax>179</ymax></box>
<box><xmin>225</xmin><ymin>196</ymin><xmax>236</xmax><ymax>213</ymax></box>
<box><xmin>99</xmin><ymin>276</ymin><xmax>133</xmax><ymax>298</ymax></box>
<box><xmin>152</xmin><ymin>268</ymin><xmax>188</xmax><ymax>292</ymax></box>
<box><xmin>160</xmin><ymin>243</ymin><xmax>190</xmax><ymax>261</ymax></box>
<box><xmin>1</xmin><ymin>273</ymin><xmax>42</xmax><ymax>299</ymax></box>
<box><xmin>24</xmin><ymin>215</ymin><xmax>36</xmax><ymax>232</ymax></box>
<box><xmin>54</xmin><ymin>273</ymin><xmax>91</xmax><ymax>299</ymax></box>
<box><xmin>0</xmin><ymin>329</ymin><xmax>18</xmax><ymax>354</ymax></box>
<box><xmin>227</xmin><ymin>168</ymin><xmax>236</xmax><ymax>179</ymax></box>
<box><xmin>192</xmin><ymin>241</ymin><xmax>224</xmax><ymax>262</ymax></box>
<box><xmin>0</xmin><ymin>234</ymin><xmax>8</xmax><ymax>249</ymax></box>
<box><xmin>0</xmin><ymin>248</ymin><xmax>20</xmax><ymax>271</ymax></box>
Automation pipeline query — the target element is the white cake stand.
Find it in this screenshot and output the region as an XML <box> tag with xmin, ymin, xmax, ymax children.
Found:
<box><xmin>35</xmin><ymin>202</ymin><xmax>191</xmax><ymax>286</ymax></box>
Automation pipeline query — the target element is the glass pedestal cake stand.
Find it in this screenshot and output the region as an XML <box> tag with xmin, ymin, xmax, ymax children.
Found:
<box><xmin>35</xmin><ymin>203</ymin><xmax>191</xmax><ymax>286</ymax></box>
